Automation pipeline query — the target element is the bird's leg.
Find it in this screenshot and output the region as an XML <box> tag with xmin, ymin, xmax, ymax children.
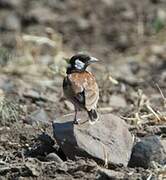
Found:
<box><xmin>73</xmin><ymin>107</ymin><xmax>78</xmax><ymax>124</ymax></box>
<box><xmin>74</xmin><ymin>106</ymin><xmax>82</xmax><ymax>124</ymax></box>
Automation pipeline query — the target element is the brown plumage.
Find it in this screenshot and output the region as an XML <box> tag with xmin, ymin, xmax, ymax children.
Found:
<box><xmin>63</xmin><ymin>54</ymin><xmax>99</xmax><ymax>124</ymax></box>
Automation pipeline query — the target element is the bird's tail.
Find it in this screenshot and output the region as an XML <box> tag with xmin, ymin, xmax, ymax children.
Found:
<box><xmin>87</xmin><ymin>109</ymin><xmax>99</xmax><ymax>125</ymax></box>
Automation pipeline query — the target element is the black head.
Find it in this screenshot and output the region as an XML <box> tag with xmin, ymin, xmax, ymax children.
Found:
<box><xmin>66</xmin><ymin>54</ymin><xmax>98</xmax><ymax>74</ymax></box>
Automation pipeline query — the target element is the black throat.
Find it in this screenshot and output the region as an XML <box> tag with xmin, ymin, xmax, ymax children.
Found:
<box><xmin>66</xmin><ymin>66</ymin><xmax>86</xmax><ymax>74</ymax></box>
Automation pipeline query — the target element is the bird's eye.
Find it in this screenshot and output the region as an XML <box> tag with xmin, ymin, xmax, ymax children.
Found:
<box><xmin>75</xmin><ymin>59</ymin><xmax>85</xmax><ymax>69</ymax></box>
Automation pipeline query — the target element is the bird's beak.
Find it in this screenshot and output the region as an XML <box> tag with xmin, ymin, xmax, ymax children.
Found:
<box><xmin>88</xmin><ymin>57</ymin><xmax>99</xmax><ymax>64</ymax></box>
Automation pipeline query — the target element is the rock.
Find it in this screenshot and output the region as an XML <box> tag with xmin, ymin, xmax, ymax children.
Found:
<box><xmin>97</xmin><ymin>168</ymin><xmax>125</xmax><ymax>180</ymax></box>
<box><xmin>116</xmin><ymin>34</ymin><xmax>130</xmax><ymax>52</ymax></box>
<box><xmin>115</xmin><ymin>63</ymin><xmax>141</xmax><ymax>86</ymax></box>
<box><xmin>157</xmin><ymin>9</ymin><xmax>166</xmax><ymax>22</ymax></box>
<box><xmin>0</xmin><ymin>75</ymin><xmax>14</xmax><ymax>93</ymax></box>
<box><xmin>23</xmin><ymin>89</ymin><xmax>48</xmax><ymax>102</ymax></box>
<box><xmin>28</xmin><ymin>7</ymin><xmax>57</xmax><ymax>24</ymax></box>
<box><xmin>151</xmin><ymin>45</ymin><xmax>165</xmax><ymax>56</ymax></box>
<box><xmin>25</xmin><ymin>158</ymin><xmax>41</xmax><ymax>177</ymax></box>
<box><xmin>122</xmin><ymin>10</ymin><xmax>135</xmax><ymax>21</ymax></box>
<box><xmin>53</xmin><ymin>112</ymin><xmax>133</xmax><ymax>166</ymax></box>
<box><xmin>128</xmin><ymin>136</ymin><xmax>166</xmax><ymax>169</ymax></box>
<box><xmin>46</xmin><ymin>153</ymin><xmax>63</xmax><ymax>164</ymax></box>
<box><xmin>23</xmin><ymin>89</ymin><xmax>40</xmax><ymax>100</ymax></box>
<box><xmin>109</xmin><ymin>95</ymin><xmax>127</xmax><ymax>108</ymax></box>
<box><xmin>25</xmin><ymin>108</ymin><xmax>50</xmax><ymax>125</ymax></box>
<box><xmin>3</xmin><ymin>13</ymin><xmax>20</xmax><ymax>31</ymax></box>
<box><xmin>75</xmin><ymin>17</ymin><xmax>90</xmax><ymax>30</ymax></box>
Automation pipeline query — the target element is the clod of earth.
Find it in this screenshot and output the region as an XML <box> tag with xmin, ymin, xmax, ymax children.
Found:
<box><xmin>53</xmin><ymin>112</ymin><xmax>134</xmax><ymax>167</ymax></box>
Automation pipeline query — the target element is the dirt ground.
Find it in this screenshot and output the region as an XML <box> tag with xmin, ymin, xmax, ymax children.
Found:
<box><xmin>0</xmin><ymin>0</ymin><xmax>166</xmax><ymax>179</ymax></box>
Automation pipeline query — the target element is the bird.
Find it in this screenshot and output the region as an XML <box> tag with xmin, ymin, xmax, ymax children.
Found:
<box><xmin>63</xmin><ymin>53</ymin><xmax>99</xmax><ymax>125</ymax></box>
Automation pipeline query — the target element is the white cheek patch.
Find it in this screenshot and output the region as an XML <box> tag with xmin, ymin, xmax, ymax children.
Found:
<box><xmin>75</xmin><ymin>59</ymin><xmax>85</xmax><ymax>69</ymax></box>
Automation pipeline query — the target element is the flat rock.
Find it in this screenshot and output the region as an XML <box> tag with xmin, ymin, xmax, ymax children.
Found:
<box><xmin>128</xmin><ymin>136</ymin><xmax>166</xmax><ymax>169</ymax></box>
<box><xmin>53</xmin><ymin>112</ymin><xmax>133</xmax><ymax>166</ymax></box>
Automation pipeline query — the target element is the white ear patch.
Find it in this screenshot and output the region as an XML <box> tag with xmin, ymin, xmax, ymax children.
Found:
<box><xmin>75</xmin><ymin>59</ymin><xmax>85</xmax><ymax>69</ymax></box>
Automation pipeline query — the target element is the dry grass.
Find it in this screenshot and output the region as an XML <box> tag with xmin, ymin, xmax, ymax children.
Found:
<box><xmin>121</xmin><ymin>88</ymin><xmax>166</xmax><ymax>125</ymax></box>
<box><xmin>0</xmin><ymin>90</ymin><xmax>20</xmax><ymax>125</ymax></box>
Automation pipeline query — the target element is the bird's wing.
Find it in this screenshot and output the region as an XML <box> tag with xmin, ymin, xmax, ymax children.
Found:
<box><xmin>64</xmin><ymin>73</ymin><xmax>85</xmax><ymax>106</ymax></box>
<box><xmin>66</xmin><ymin>72</ymin><xmax>99</xmax><ymax>111</ymax></box>
<box><xmin>83</xmin><ymin>73</ymin><xmax>99</xmax><ymax>111</ymax></box>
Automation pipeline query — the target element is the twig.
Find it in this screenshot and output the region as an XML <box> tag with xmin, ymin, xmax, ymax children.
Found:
<box><xmin>102</xmin><ymin>144</ymin><xmax>109</xmax><ymax>168</ymax></box>
<box><xmin>146</xmin><ymin>103</ymin><xmax>161</xmax><ymax>122</ymax></box>
<box><xmin>156</xmin><ymin>83</ymin><xmax>166</xmax><ymax>100</ymax></box>
<box><xmin>98</xmin><ymin>107</ymin><xmax>113</xmax><ymax>113</ymax></box>
<box><xmin>156</xmin><ymin>83</ymin><xmax>166</xmax><ymax>107</ymax></box>
<box><xmin>135</xmin><ymin>112</ymin><xmax>142</xmax><ymax>124</ymax></box>
<box><xmin>147</xmin><ymin>173</ymin><xmax>153</xmax><ymax>180</ymax></box>
<box><xmin>22</xmin><ymin>34</ymin><xmax>56</xmax><ymax>47</ymax></box>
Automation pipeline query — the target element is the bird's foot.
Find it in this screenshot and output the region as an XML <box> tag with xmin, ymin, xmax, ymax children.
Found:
<box><xmin>73</xmin><ymin>118</ymin><xmax>81</xmax><ymax>125</ymax></box>
<box><xmin>89</xmin><ymin>117</ymin><xmax>99</xmax><ymax>125</ymax></box>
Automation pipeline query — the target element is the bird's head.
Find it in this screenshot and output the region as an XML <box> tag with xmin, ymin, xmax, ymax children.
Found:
<box><xmin>66</xmin><ymin>54</ymin><xmax>98</xmax><ymax>74</ymax></box>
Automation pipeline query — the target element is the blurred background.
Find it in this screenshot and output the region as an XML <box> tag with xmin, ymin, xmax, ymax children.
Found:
<box><xmin>0</xmin><ymin>0</ymin><xmax>166</xmax><ymax>60</ymax></box>
<box><xmin>0</xmin><ymin>0</ymin><xmax>166</xmax><ymax>179</ymax></box>
<box><xmin>0</xmin><ymin>0</ymin><xmax>165</xmax><ymax>122</ymax></box>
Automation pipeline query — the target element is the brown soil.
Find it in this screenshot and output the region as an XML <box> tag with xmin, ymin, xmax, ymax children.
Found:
<box><xmin>0</xmin><ymin>0</ymin><xmax>166</xmax><ymax>179</ymax></box>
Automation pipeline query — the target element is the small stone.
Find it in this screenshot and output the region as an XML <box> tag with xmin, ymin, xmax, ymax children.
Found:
<box><xmin>97</xmin><ymin>168</ymin><xmax>125</xmax><ymax>180</ymax></box>
<box><xmin>151</xmin><ymin>45</ymin><xmax>165</xmax><ymax>55</ymax></box>
<box><xmin>46</xmin><ymin>153</ymin><xmax>63</xmax><ymax>164</ymax></box>
<box><xmin>128</xmin><ymin>136</ymin><xmax>166</xmax><ymax>169</ymax></box>
<box><xmin>75</xmin><ymin>17</ymin><xmax>90</xmax><ymax>30</ymax></box>
<box><xmin>122</xmin><ymin>10</ymin><xmax>135</xmax><ymax>20</ymax></box>
<box><xmin>157</xmin><ymin>9</ymin><xmax>166</xmax><ymax>21</ymax></box>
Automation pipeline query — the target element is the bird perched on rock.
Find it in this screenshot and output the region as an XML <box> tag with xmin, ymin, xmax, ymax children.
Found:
<box><xmin>63</xmin><ymin>54</ymin><xmax>99</xmax><ymax>124</ymax></box>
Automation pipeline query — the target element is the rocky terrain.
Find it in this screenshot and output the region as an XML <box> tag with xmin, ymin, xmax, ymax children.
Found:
<box><xmin>0</xmin><ymin>0</ymin><xmax>166</xmax><ymax>179</ymax></box>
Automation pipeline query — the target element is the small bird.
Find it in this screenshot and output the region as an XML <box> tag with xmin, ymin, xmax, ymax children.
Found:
<box><xmin>63</xmin><ymin>54</ymin><xmax>99</xmax><ymax>124</ymax></box>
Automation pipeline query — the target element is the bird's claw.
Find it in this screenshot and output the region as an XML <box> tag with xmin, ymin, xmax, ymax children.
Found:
<box><xmin>73</xmin><ymin>119</ymin><xmax>81</xmax><ymax>125</ymax></box>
